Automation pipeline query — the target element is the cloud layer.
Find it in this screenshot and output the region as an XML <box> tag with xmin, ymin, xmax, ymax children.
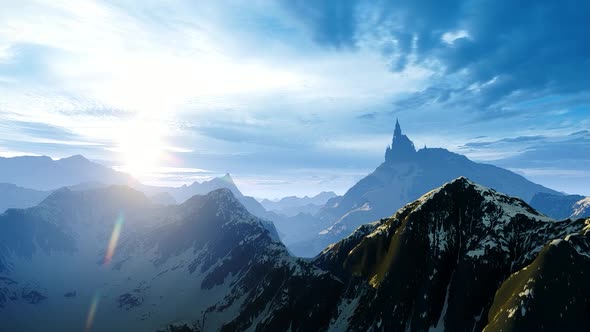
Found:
<box><xmin>0</xmin><ymin>0</ymin><xmax>588</xmax><ymax>197</ymax></box>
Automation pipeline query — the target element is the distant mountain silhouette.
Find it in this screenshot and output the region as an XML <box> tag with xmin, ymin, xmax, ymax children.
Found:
<box><xmin>530</xmin><ymin>192</ymin><xmax>587</xmax><ymax>219</ymax></box>
<box><xmin>148</xmin><ymin>191</ymin><xmax>177</xmax><ymax>206</ymax></box>
<box><xmin>138</xmin><ymin>173</ymin><xmax>272</xmax><ymax>219</ymax></box>
<box><xmin>289</xmin><ymin>120</ymin><xmax>561</xmax><ymax>257</ymax></box>
<box><xmin>0</xmin><ymin>154</ymin><xmax>277</xmax><ymax>221</ymax></box>
<box><xmin>0</xmin><ymin>183</ymin><xmax>49</xmax><ymax>213</ymax></box>
<box><xmin>260</xmin><ymin>191</ymin><xmax>337</xmax><ymax>216</ymax></box>
<box><xmin>0</xmin><ymin>155</ymin><xmax>134</xmax><ymax>190</ymax></box>
<box><xmin>2</xmin><ymin>179</ymin><xmax>586</xmax><ymax>331</ymax></box>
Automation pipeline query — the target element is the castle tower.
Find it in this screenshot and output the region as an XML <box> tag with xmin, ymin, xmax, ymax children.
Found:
<box><xmin>385</xmin><ymin>119</ymin><xmax>416</xmax><ymax>163</ymax></box>
<box><xmin>393</xmin><ymin>118</ymin><xmax>402</xmax><ymax>139</ymax></box>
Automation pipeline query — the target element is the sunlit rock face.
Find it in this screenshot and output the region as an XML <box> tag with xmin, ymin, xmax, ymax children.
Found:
<box><xmin>485</xmin><ymin>229</ymin><xmax>590</xmax><ymax>332</ymax></box>
<box><xmin>1</xmin><ymin>179</ymin><xmax>588</xmax><ymax>332</ymax></box>
<box><xmin>311</xmin><ymin>178</ymin><xmax>589</xmax><ymax>332</ymax></box>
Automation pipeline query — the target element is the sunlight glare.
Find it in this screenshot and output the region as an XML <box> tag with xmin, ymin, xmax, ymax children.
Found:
<box><xmin>104</xmin><ymin>213</ymin><xmax>124</xmax><ymax>266</ymax></box>
<box><xmin>116</xmin><ymin>120</ymin><xmax>165</xmax><ymax>179</ymax></box>
<box><xmin>84</xmin><ymin>291</ymin><xmax>101</xmax><ymax>332</ymax></box>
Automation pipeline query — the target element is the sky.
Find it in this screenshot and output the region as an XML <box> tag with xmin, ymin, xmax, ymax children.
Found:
<box><xmin>0</xmin><ymin>0</ymin><xmax>589</xmax><ymax>198</ymax></box>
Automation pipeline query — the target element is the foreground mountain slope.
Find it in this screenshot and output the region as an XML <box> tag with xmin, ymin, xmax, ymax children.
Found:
<box><xmin>0</xmin><ymin>186</ymin><xmax>323</xmax><ymax>331</ymax></box>
<box><xmin>485</xmin><ymin>224</ymin><xmax>590</xmax><ymax>332</ymax></box>
<box><xmin>294</xmin><ymin>121</ymin><xmax>561</xmax><ymax>257</ymax></box>
<box><xmin>1</xmin><ymin>179</ymin><xmax>587</xmax><ymax>331</ymax></box>
<box><xmin>312</xmin><ymin>177</ymin><xmax>586</xmax><ymax>331</ymax></box>
<box><xmin>220</xmin><ymin>177</ymin><xmax>587</xmax><ymax>331</ymax></box>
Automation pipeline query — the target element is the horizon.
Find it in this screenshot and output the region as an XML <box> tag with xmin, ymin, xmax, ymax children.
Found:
<box><xmin>0</xmin><ymin>0</ymin><xmax>589</xmax><ymax>198</ymax></box>
<box><xmin>2</xmin><ymin>2</ymin><xmax>590</xmax><ymax>331</ymax></box>
<box><xmin>1</xmin><ymin>122</ymin><xmax>588</xmax><ymax>198</ymax></box>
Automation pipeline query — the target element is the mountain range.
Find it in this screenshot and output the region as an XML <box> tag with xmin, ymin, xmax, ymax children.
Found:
<box><xmin>0</xmin><ymin>155</ymin><xmax>322</xmax><ymax>251</ymax></box>
<box><xmin>530</xmin><ymin>192</ymin><xmax>590</xmax><ymax>220</ymax></box>
<box><xmin>287</xmin><ymin>120</ymin><xmax>564</xmax><ymax>256</ymax></box>
<box><xmin>2</xmin><ymin>121</ymin><xmax>585</xmax><ymax>260</ymax></box>
<box><xmin>1</xmin><ymin>178</ymin><xmax>587</xmax><ymax>331</ymax></box>
<box><xmin>0</xmin><ymin>183</ymin><xmax>49</xmax><ymax>214</ymax></box>
<box><xmin>0</xmin><ymin>155</ymin><xmax>134</xmax><ymax>190</ymax></box>
<box><xmin>259</xmin><ymin>192</ymin><xmax>338</xmax><ymax>217</ymax></box>
<box><xmin>0</xmin><ymin>155</ymin><xmax>273</xmax><ymax>221</ymax></box>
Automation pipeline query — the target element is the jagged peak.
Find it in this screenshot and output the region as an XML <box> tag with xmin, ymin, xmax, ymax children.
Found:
<box><xmin>190</xmin><ymin>173</ymin><xmax>236</xmax><ymax>187</ymax></box>
<box><xmin>394</xmin><ymin>118</ymin><xmax>402</xmax><ymax>138</ymax></box>
<box><xmin>60</xmin><ymin>154</ymin><xmax>88</xmax><ymax>161</ymax></box>
<box><xmin>448</xmin><ymin>176</ymin><xmax>472</xmax><ymax>185</ymax></box>
<box><xmin>181</xmin><ymin>187</ymin><xmax>244</xmax><ymax>212</ymax></box>
<box><xmin>406</xmin><ymin>177</ymin><xmax>554</xmax><ymax>225</ymax></box>
<box><xmin>207</xmin><ymin>187</ymin><xmax>239</xmax><ymax>202</ymax></box>
<box><xmin>56</xmin><ymin>154</ymin><xmax>94</xmax><ymax>166</ymax></box>
<box><xmin>385</xmin><ymin>119</ymin><xmax>416</xmax><ymax>162</ymax></box>
<box><xmin>220</xmin><ymin>172</ymin><xmax>235</xmax><ymax>184</ymax></box>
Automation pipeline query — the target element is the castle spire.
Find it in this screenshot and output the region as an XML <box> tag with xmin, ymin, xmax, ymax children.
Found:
<box><xmin>394</xmin><ymin>118</ymin><xmax>402</xmax><ymax>138</ymax></box>
<box><xmin>385</xmin><ymin>118</ymin><xmax>416</xmax><ymax>163</ymax></box>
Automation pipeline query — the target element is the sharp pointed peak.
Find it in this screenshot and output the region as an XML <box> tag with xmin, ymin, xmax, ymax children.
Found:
<box><xmin>57</xmin><ymin>154</ymin><xmax>92</xmax><ymax>164</ymax></box>
<box><xmin>393</xmin><ymin>118</ymin><xmax>403</xmax><ymax>138</ymax></box>
<box><xmin>221</xmin><ymin>172</ymin><xmax>234</xmax><ymax>182</ymax></box>
<box><xmin>385</xmin><ymin>118</ymin><xmax>415</xmax><ymax>162</ymax></box>
<box><xmin>448</xmin><ymin>176</ymin><xmax>474</xmax><ymax>186</ymax></box>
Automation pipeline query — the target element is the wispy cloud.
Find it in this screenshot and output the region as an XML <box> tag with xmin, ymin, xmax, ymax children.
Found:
<box><xmin>0</xmin><ymin>0</ymin><xmax>587</xmax><ymax>196</ymax></box>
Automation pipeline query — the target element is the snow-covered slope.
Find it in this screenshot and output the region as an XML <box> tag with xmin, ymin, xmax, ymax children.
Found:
<box><xmin>485</xmin><ymin>223</ymin><xmax>590</xmax><ymax>332</ymax></box>
<box><xmin>0</xmin><ymin>186</ymin><xmax>308</xmax><ymax>331</ymax></box>
<box><xmin>530</xmin><ymin>193</ymin><xmax>590</xmax><ymax>219</ymax></box>
<box><xmin>1</xmin><ymin>178</ymin><xmax>587</xmax><ymax>332</ymax></box>
<box><xmin>571</xmin><ymin>196</ymin><xmax>590</xmax><ymax>219</ymax></box>
<box><xmin>312</xmin><ymin>177</ymin><xmax>588</xmax><ymax>332</ymax></box>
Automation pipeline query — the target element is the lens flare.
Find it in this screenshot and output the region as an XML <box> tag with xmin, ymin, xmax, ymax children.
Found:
<box><xmin>84</xmin><ymin>291</ymin><xmax>101</xmax><ymax>332</ymax></box>
<box><xmin>104</xmin><ymin>213</ymin><xmax>124</xmax><ymax>266</ymax></box>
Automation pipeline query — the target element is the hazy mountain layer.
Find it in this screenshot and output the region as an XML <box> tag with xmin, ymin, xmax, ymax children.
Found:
<box><xmin>260</xmin><ymin>191</ymin><xmax>337</xmax><ymax>216</ymax></box>
<box><xmin>530</xmin><ymin>192</ymin><xmax>587</xmax><ymax>219</ymax></box>
<box><xmin>0</xmin><ymin>183</ymin><xmax>49</xmax><ymax>214</ymax></box>
<box><xmin>0</xmin><ymin>155</ymin><xmax>133</xmax><ymax>191</ymax></box>
<box><xmin>290</xmin><ymin>122</ymin><xmax>561</xmax><ymax>257</ymax></box>
<box><xmin>1</xmin><ymin>178</ymin><xmax>587</xmax><ymax>331</ymax></box>
<box><xmin>0</xmin><ymin>187</ymin><xmax>293</xmax><ymax>331</ymax></box>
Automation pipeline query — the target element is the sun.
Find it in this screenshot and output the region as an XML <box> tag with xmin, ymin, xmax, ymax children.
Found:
<box><xmin>116</xmin><ymin>121</ymin><xmax>164</xmax><ymax>179</ymax></box>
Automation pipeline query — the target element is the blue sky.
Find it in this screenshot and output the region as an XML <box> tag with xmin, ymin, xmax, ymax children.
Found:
<box><xmin>0</xmin><ymin>0</ymin><xmax>588</xmax><ymax>198</ymax></box>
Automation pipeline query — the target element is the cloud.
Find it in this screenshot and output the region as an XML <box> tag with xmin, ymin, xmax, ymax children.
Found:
<box><xmin>457</xmin><ymin>131</ymin><xmax>590</xmax><ymax>195</ymax></box>
<box><xmin>462</xmin><ymin>135</ymin><xmax>547</xmax><ymax>148</ymax></box>
<box><xmin>278</xmin><ymin>0</ymin><xmax>358</xmax><ymax>48</ymax></box>
<box><xmin>356</xmin><ymin>112</ymin><xmax>377</xmax><ymax>120</ymax></box>
<box><xmin>460</xmin><ymin>130</ymin><xmax>590</xmax><ymax>162</ymax></box>
<box><xmin>282</xmin><ymin>0</ymin><xmax>590</xmax><ymax>114</ymax></box>
<box><xmin>0</xmin><ymin>0</ymin><xmax>588</xmax><ymax>197</ymax></box>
